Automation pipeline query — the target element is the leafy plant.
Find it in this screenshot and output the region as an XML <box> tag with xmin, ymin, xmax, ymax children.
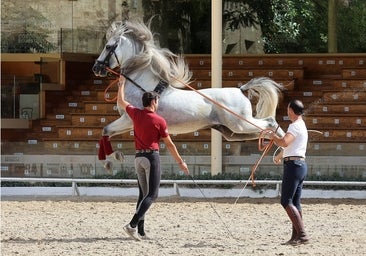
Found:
<box><xmin>1</xmin><ymin>6</ymin><xmax>56</xmax><ymax>53</ymax></box>
<box><xmin>223</xmin><ymin>3</ymin><xmax>259</xmax><ymax>31</ymax></box>
<box><xmin>2</xmin><ymin>26</ymin><xmax>56</xmax><ymax>53</ymax></box>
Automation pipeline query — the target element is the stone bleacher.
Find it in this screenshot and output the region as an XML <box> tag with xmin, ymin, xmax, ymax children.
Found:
<box><xmin>2</xmin><ymin>54</ymin><xmax>366</xmax><ymax>158</ymax></box>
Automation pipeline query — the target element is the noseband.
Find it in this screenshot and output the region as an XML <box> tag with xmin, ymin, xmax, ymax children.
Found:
<box><xmin>96</xmin><ymin>40</ymin><xmax>120</xmax><ymax>67</ymax></box>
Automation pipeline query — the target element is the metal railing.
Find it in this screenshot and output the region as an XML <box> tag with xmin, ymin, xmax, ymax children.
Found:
<box><xmin>1</xmin><ymin>177</ymin><xmax>365</xmax><ymax>197</ymax></box>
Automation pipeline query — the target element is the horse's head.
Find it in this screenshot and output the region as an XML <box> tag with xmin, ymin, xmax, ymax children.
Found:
<box><xmin>93</xmin><ymin>20</ymin><xmax>191</xmax><ymax>89</ymax></box>
<box><xmin>93</xmin><ymin>22</ymin><xmax>139</xmax><ymax>77</ymax></box>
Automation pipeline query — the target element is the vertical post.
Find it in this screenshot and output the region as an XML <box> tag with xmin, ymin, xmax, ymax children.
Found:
<box><xmin>174</xmin><ymin>182</ymin><xmax>181</xmax><ymax>197</ymax></box>
<box><xmin>13</xmin><ymin>75</ymin><xmax>16</xmax><ymax>118</ymax></box>
<box><xmin>211</xmin><ymin>0</ymin><xmax>223</xmax><ymax>175</ymax></box>
<box><xmin>71</xmin><ymin>1</ymin><xmax>74</xmax><ymax>52</ymax></box>
<box><xmin>39</xmin><ymin>76</ymin><xmax>45</xmax><ymax>119</ymax></box>
<box><xmin>72</xmin><ymin>181</ymin><xmax>80</xmax><ymax>196</ymax></box>
<box><xmin>328</xmin><ymin>0</ymin><xmax>337</xmax><ymax>53</ymax></box>
<box><xmin>276</xmin><ymin>183</ymin><xmax>281</xmax><ymax>197</ymax></box>
<box><xmin>69</xmin><ymin>0</ymin><xmax>78</xmax><ymax>52</ymax></box>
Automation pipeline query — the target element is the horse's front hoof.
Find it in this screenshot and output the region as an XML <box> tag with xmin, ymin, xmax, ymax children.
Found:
<box><xmin>104</xmin><ymin>160</ymin><xmax>113</xmax><ymax>172</ymax></box>
<box><xmin>113</xmin><ymin>151</ymin><xmax>125</xmax><ymax>163</ymax></box>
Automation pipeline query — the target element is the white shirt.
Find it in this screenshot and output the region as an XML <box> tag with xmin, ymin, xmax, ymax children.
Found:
<box><xmin>283</xmin><ymin>119</ymin><xmax>308</xmax><ymax>158</ymax></box>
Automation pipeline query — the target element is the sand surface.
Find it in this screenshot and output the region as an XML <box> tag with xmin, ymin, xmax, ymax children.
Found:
<box><xmin>1</xmin><ymin>197</ymin><xmax>365</xmax><ymax>256</ymax></box>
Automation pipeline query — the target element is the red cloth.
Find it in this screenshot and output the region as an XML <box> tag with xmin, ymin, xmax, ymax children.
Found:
<box><xmin>98</xmin><ymin>136</ymin><xmax>113</xmax><ymax>160</ymax></box>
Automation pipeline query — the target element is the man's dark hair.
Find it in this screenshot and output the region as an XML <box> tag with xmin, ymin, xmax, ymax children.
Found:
<box><xmin>289</xmin><ymin>99</ymin><xmax>304</xmax><ymax>115</ymax></box>
<box><xmin>142</xmin><ymin>91</ymin><xmax>159</xmax><ymax>107</ymax></box>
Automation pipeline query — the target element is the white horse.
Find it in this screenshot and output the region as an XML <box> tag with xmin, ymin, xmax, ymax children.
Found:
<box><xmin>92</xmin><ymin>20</ymin><xmax>285</xmax><ymax>163</ymax></box>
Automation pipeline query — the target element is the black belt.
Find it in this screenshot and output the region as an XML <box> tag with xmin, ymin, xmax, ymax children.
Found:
<box><xmin>284</xmin><ymin>156</ymin><xmax>305</xmax><ymax>161</ymax></box>
<box><xmin>135</xmin><ymin>149</ymin><xmax>159</xmax><ymax>154</ymax></box>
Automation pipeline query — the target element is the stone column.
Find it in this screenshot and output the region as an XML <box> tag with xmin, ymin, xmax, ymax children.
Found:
<box><xmin>211</xmin><ymin>0</ymin><xmax>223</xmax><ymax>175</ymax></box>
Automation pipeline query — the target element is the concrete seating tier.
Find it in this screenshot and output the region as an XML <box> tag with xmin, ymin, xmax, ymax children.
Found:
<box><xmin>184</xmin><ymin>54</ymin><xmax>366</xmax><ymax>77</ymax></box>
<box><xmin>308</xmin><ymin>129</ymin><xmax>366</xmax><ymax>142</ymax></box>
<box><xmin>84</xmin><ymin>101</ymin><xmax>119</xmax><ymax>114</ymax></box>
<box><xmin>322</xmin><ymin>91</ymin><xmax>366</xmax><ymax>102</ymax></box>
<box><xmin>2</xmin><ymin>139</ymin><xmax>365</xmax><ymax>158</ymax></box>
<box><xmin>190</xmin><ymin>68</ymin><xmax>304</xmax><ymax>81</ymax></box>
<box><xmin>71</xmin><ymin>113</ymin><xmax>119</xmax><ymax>127</ymax></box>
<box><xmin>342</xmin><ymin>68</ymin><xmax>366</xmax><ymax>79</ymax></box>
<box><xmin>331</xmin><ymin>79</ymin><xmax>366</xmax><ymax>89</ymax></box>
<box><xmin>298</xmin><ymin>79</ymin><xmax>366</xmax><ymax>91</ymax></box>
<box><xmin>2</xmin><ymin>54</ymin><xmax>366</xmax><ymax>150</ymax></box>
<box><xmin>304</xmin><ymin>116</ymin><xmax>366</xmax><ymax>129</ymax></box>
<box><xmin>306</xmin><ymin>103</ymin><xmax>366</xmax><ymax>115</ymax></box>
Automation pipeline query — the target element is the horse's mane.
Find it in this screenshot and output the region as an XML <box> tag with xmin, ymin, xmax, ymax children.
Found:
<box><xmin>106</xmin><ymin>20</ymin><xmax>191</xmax><ymax>88</ymax></box>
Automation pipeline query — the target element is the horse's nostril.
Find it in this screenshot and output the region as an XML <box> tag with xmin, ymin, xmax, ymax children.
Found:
<box><xmin>92</xmin><ymin>63</ymin><xmax>107</xmax><ymax>77</ymax></box>
<box><xmin>92</xmin><ymin>64</ymin><xmax>101</xmax><ymax>73</ymax></box>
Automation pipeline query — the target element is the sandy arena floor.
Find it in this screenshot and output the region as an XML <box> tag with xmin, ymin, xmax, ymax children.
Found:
<box><xmin>1</xmin><ymin>197</ymin><xmax>365</xmax><ymax>256</ymax></box>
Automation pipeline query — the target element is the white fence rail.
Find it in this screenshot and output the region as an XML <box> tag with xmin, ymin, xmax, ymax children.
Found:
<box><xmin>1</xmin><ymin>177</ymin><xmax>365</xmax><ymax>198</ymax></box>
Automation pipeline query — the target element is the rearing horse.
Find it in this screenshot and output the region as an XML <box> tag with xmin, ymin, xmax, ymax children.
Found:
<box><xmin>92</xmin><ymin>20</ymin><xmax>285</xmax><ymax>165</ymax></box>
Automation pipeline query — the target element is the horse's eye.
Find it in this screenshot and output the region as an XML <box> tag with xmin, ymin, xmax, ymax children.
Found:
<box><xmin>106</xmin><ymin>45</ymin><xmax>112</xmax><ymax>50</ymax></box>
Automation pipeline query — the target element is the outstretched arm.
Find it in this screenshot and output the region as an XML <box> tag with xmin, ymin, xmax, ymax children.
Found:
<box><xmin>117</xmin><ymin>76</ymin><xmax>130</xmax><ymax>111</ymax></box>
<box><xmin>162</xmin><ymin>135</ymin><xmax>189</xmax><ymax>175</ymax></box>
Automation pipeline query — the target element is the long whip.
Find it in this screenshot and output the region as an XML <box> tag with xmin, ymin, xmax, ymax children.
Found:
<box><xmin>188</xmin><ymin>174</ymin><xmax>236</xmax><ymax>240</ymax></box>
<box><xmin>234</xmin><ymin>127</ymin><xmax>278</xmax><ymax>204</ymax></box>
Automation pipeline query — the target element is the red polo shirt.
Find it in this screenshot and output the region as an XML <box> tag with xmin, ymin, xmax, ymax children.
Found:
<box><xmin>126</xmin><ymin>104</ymin><xmax>169</xmax><ymax>150</ymax></box>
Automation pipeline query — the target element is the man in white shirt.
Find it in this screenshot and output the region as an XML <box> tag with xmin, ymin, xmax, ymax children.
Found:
<box><xmin>270</xmin><ymin>99</ymin><xmax>309</xmax><ymax>245</ymax></box>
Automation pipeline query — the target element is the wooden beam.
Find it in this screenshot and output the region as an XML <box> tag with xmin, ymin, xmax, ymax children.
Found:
<box><xmin>328</xmin><ymin>0</ymin><xmax>337</xmax><ymax>53</ymax></box>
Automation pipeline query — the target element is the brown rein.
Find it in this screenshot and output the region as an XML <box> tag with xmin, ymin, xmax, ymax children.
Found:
<box><xmin>102</xmin><ymin>67</ymin><xmax>122</xmax><ymax>102</ymax></box>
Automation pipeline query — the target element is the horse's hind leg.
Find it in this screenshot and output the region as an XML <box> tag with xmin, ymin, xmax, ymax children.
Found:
<box><xmin>239</xmin><ymin>116</ymin><xmax>285</xmax><ymax>137</ymax></box>
<box><xmin>212</xmin><ymin>125</ymin><xmax>261</xmax><ymax>141</ymax></box>
<box><xmin>213</xmin><ymin>116</ymin><xmax>285</xmax><ymax>141</ymax></box>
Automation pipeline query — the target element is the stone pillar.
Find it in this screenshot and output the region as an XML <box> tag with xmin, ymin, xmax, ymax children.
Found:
<box><xmin>211</xmin><ymin>0</ymin><xmax>223</xmax><ymax>175</ymax></box>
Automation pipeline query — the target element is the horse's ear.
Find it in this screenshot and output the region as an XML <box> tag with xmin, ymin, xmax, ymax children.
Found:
<box><xmin>106</xmin><ymin>21</ymin><xmax>124</xmax><ymax>40</ymax></box>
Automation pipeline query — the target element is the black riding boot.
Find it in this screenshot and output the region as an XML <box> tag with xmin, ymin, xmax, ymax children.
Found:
<box><xmin>137</xmin><ymin>219</ymin><xmax>146</xmax><ymax>237</ymax></box>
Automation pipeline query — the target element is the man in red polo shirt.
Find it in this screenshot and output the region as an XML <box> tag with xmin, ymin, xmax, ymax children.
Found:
<box><xmin>117</xmin><ymin>77</ymin><xmax>189</xmax><ymax>241</ymax></box>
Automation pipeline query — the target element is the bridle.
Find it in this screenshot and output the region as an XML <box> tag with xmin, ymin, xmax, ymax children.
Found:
<box><xmin>97</xmin><ymin>37</ymin><xmax>167</xmax><ymax>102</ymax></box>
<box><xmin>95</xmin><ymin>40</ymin><xmax>121</xmax><ymax>69</ymax></box>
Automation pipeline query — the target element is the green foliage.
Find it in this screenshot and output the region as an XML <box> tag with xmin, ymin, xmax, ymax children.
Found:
<box><xmin>1</xmin><ymin>28</ymin><xmax>56</xmax><ymax>53</ymax></box>
<box><xmin>1</xmin><ymin>6</ymin><xmax>56</xmax><ymax>53</ymax></box>
<box><xmin>142</xmin><ymin>0</ymin><xmax>211</xmax><ymax>53</ymax></box>
<box><xmin>337</xmin><ymin>0</ymin><xmax>366</xmax><ymax>52</ymax></box>
<box><xmin>3</xmin><ymin>0</ymin><xmax>365</xmax><ymax>54</ymax></box>
<box><xmin>257</xmin><ymin>0</ymin><xmax>328</xmax><ymax>53</ymax></box>
<box><xmin>142</xmin><ymin>0</ymin><xmax>365</xmax><ymax>54</ymax></box>
<box><xmin>223</xmin><ymin>3</ymin><xmax>259</xmax><ymax>31</ymax></box>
